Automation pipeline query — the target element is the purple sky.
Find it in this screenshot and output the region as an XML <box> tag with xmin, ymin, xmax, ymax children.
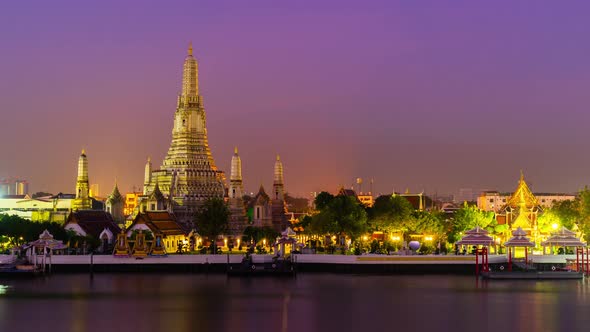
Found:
<box><xmin>1</xmin><ymin>0</ymin><xmax>590</xmax><ymax>198</ymax></box>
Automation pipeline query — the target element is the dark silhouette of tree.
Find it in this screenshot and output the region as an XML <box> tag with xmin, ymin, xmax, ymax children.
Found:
<box><xmin>193</xmin><ymin>198</ymin><xmax>230</xmax><ymax>254</ymax></box>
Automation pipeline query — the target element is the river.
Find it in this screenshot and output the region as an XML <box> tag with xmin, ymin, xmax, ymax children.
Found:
<box><xmin>0</xmin><ymin>273</ymin><xmax>588</xmax><ymax>332</ymax></box>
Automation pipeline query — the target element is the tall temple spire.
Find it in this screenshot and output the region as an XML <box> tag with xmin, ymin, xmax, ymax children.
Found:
<box><xmin>230</xmin><ymin>147</ymin><xmax>242</xmax><ymax>181</ymax></box>
<box><xmin>228</xmin><ymin>147</ymin><xmax>246</xmax><ymax>235</ymax></box>
<box><xmin>73</xmin><ymin>149</ymin><xmax>91</xmax><ymax>210</ymax></box>
<box><xmin>143</xmin><ymin>157</ymin><xmax>152</xmax><ymax>195</ymax></box>
<box><xmin>271</xmin><ymin>154</ymin><xmax>288</xmax><ymax>231</ymax></box>
<box><xmin>142</xmin><ymin>46</ymin><xmax>226</xmax><ymax>223</ymax></box>
<box><xmin>274</xmin><ymin>154</ymin><xmax>284</xmax><ymax>185</ymax></box>
<box><xmin>181</xmin><ymin>42</ymin><xmax>198</xmax><ymax>98</ymax></box>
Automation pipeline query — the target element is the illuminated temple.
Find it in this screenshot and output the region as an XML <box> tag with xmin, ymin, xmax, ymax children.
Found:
<box><xmin>141</xmin><ymin>44</ymin><xmax>226</xmax><ymax>222</ymax></box>
<box><xmin>495</xmin><ymin>172</ymin><xmax>542</xmax><ymax>243</ymax></box>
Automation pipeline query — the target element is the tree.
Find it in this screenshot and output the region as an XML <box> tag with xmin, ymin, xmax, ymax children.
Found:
<box><xmin>193</xmin><ymin>198</ymin><xmax>230</xmax><ymax>254</ymax></box>
<box><xmin>447</xmin><ymin>202</ymin><xmax>495</xmax><ymax>243</ymax></box>
<box><xmin>578</xmin><ymin>187</ymin><xmax>590</xmax><ymax>242</ymax></box>
<box><xmin>368</xmin><ymin>195</ymin><xmax>415</xmax><ymax>238</ymax></box>
<box><xmin>310</xmin><ymin>195</ymin><xmax>367</xmax><ymax>242</ymax></box>
<box><xmin>314</xmin><ymin>191</ymin><xmax>334</xmax><ymax>210</ymax></box>
<box><xmin>242</xmin><ymin>226</ymin><xmax>279</xmax><ymax>245</ymax></box>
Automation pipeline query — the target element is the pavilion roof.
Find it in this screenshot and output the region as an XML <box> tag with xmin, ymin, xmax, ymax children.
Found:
<box><xmin>504</xmin><ymin>227</ymin><xmax>535</xmax><ymax>247</ymax></box>
<box><xmin>24</xmin><ymin>229</ymin><xmax>68</xmax><ymax>250</ymax></box>
<box><xmin>456</xmin><ymin>227</ymin><xmax>493</xmax><ymax>245</ymax></box>
<box><xmin>465</xmin><ymin>226</ymin><xmax>489</xmax><ymax>235</ymax></box>
<box><xmin>541</xmin><ymin>227</ymin><xmax>586</xmax><ymax>247</ymax></box>
<box><xmin>506</xmin><ymin>172</ymin><xmax>539</xmax><ymax>209</ymax></box>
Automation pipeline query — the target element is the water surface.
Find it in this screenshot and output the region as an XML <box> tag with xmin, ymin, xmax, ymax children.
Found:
<box><xmin>0</xmin><ymin>273</ymin><xmax>588</xmax><ymax>332</ymax></box>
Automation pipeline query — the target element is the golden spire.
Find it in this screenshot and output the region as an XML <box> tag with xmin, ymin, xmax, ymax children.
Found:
<box><xmin>188</xmin><ymin>42</ymin><xmax>193</xmax><ymax>56</ymax></box>
<box><xmin>234</xmin><ymin>146</ymin><xmax>238</xmax><ymax>154</ymax></box>
<box><xmin>81</xmin><ymin>148</ymin><xmax>85</xmax><ymax>155</ymax></box>
<box><xmin>276</xmin><ymin>154</ymin><xmax>280</xmax><ymax>161</ymax></box>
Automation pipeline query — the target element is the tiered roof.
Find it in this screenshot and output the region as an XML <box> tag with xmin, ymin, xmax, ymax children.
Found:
<box><xmin>506</xmin><ymin>171</ymin><xmax>539</xmax><ymax>209</ymax></box>
<box><xmin>456</xmin><ymin>227</ymin><xmax>494</xmax><ymax>246</ymax></box>
<box><xmin>504</xmin><ymin>227</ymin><xmax>535</xmax><ymax>247</ymax></box>
<box><xmin>541</xmin><ymin>227</ymin><xmax>586</xmax><ymax>247</ymax></box>
<box><xmin>128</xmin><ymin>211</ymin><xmax>187</xmax><ymax>237</ymax></box>
<box><xmin>65</xmin><ymin>210</ymin><xmax>121</xmax><ymax>239</ymax></box>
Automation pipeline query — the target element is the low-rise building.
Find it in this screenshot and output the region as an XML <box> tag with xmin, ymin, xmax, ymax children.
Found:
<box><xmin>126</xmin><ymin>211</ymin><xmax>190</xmax><ymax>253</ymax></box>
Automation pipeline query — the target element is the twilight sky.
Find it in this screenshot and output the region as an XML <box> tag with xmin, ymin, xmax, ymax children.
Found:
<box><xmin>1</xmin><ymin>0</ymin><xmax>590</xmax><ymax>198</ymax></box>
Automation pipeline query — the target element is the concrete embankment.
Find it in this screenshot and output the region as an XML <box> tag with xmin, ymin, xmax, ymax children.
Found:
<box><xmin>1</xmin><ymin>254</ymin><xmax>575</xmax><ymax>274</ymax></box>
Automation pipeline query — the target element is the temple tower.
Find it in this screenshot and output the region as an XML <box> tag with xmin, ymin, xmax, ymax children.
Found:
<box><xmin>271</xmin><ymin>155</ymin><xmax>288</xmax><ymax>231</ymax></box>
<box><xmin>106</xmin><ymin>182</ymin><xmax>125</xmax><ymax>225</ymax></box>
<box><xmin>143</xmin><ymin>44</ymin><xmax>226</xmax><ymax>223</ymax></box>
<box><xmin>228</xmin><ymin>147</ymin><xmax>247</xmax><ymax>235</ymax></box>
<box><xmin>273</xmin><ymin>155</ymin><xmax>285</xmax><ymax>201</ymax></box>
<box><xmin>72</xmin><ymin>150</ymin><xmax>92</xmax><ymax>210</ymax></box>
<box><xmin>143</xmin><ymin>157</ymin><xmax>152</xmax><ymax>195</ymax></box>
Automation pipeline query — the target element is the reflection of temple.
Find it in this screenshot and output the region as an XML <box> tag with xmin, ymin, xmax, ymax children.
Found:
<box><xmin>495</xmin><ymin>172</ymin><xmax>542</xmax><ymax>243</ymax></box>
<box><xmin>141</xmin><ymin>45</ymin><xmax>226</xmax><ymax>223</ymax></box>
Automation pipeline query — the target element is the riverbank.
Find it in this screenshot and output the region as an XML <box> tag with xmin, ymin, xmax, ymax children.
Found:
<box><xmin>2</xmin><ymin>253</ymin><xmax>579</xmax><ymax>274</ymax></box>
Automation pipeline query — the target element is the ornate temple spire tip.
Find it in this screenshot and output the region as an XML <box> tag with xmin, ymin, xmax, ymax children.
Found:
<box><xmin>276</xmin><ymin>154</ymin><xmax>280</xmax><ymax>161</ymax></box>
<box><xmin>234</xmin><ymin>146</ymin><xmax>238</xmax><ymax>154</ymax></box>
<box><xmin>188</xmin><ymin>42</ymin><xmax>193</xmax><ymax>56</ymax></box>
<box><xmin>81</xmin><ymin>148</ymin><xmax>85</xmax><ymax>155</ymax></box>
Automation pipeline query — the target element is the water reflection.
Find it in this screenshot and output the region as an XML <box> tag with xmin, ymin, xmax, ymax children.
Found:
<box><xmin>0</xmin><ymin>274</ymin><xmax>588</xmax><ymax>332</ymax></box>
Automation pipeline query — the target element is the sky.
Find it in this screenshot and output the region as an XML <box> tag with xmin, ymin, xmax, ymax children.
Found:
<box><xmin>1</xmin><ymin>0</ymin><xmax>590</xmax><ymax>198</ymax></box>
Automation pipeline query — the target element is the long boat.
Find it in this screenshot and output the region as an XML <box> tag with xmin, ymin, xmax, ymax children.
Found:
<box><xmin>227</xmin><ymin>255</ymin><xmax>296</xmax><ymax>276</ymax></box>
<box><xmin>481</xmin><ymin>271</ymin><xmax>583</xmax><ymax>280</ymax></box>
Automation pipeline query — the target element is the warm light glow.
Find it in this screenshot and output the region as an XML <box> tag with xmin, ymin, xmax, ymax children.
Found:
<box><xmin>425</xmin><ymin>236</ymin><xmax>433</xmax><ymax>241</ymax></box>
<box><xmin>362</xmin><ymin>236</ymin><xmax>368</xmax><ymax>241</ymax></box>
<box><xmin>224</xmin><ymin>238</ymin><xmax>228</xmax><ymax>248</ymax></box>
<box><xmin>237</xmin><ymin>239</ymin><xmax>241</xmax><ymax>248</ymax></box>
<box><xmin>263</xmin><ymin>239</ymin><xmax>266</xmax><ymax>246</ymax></box>
<box><xmin>391</xmin><ymin>236</ymin><xmax>401</xmax><ymax>241</ymax></box>
<box><xmin>552</xmin><ymin>223</ymin><xmax>558</xmax><ymax>230</ymax></box>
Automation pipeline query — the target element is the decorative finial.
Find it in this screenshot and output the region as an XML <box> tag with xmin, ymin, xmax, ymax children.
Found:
<box><xmin>81</xmin><ymin>148</ymin><xmax>85</xmax><ymax>155</ymax></box>
<box><xmin>234</xmin><ymin>146</ymin><xmax>238</xmax><ymax>154</ymax></box>
<box><xmin>147</xmin><ymin>156</ymin><xmax>151</xmax><ymax>163</ymax></box>
<box><xmin>276</xmin><ymin>154</ymin><xmax>280</xmax><ymax>161</ymax></box>
<box><xmin>520</xmin><ymin>169</ymin><xmax>524</xmax><ymax>181</ymax></box>
<box><xmin>188</xmin><ymin>42</ymin><xmax>193</xmax><ymax>56</ymax></box>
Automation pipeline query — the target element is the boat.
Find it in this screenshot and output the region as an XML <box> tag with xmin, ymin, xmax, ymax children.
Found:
<box><xmin>0</xmin><ymin>260</ymin><xmax>43</xmax><ymax>277</ymax></box>
<box><xmin>481</xmin><ymin>271</ymin><xmax>583</xmax><ymax>280</ymax></box>
<box><xmin>227</xmin><ymin>255</ymin><xmax>296</xmax><ymax>276</ymax></box>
